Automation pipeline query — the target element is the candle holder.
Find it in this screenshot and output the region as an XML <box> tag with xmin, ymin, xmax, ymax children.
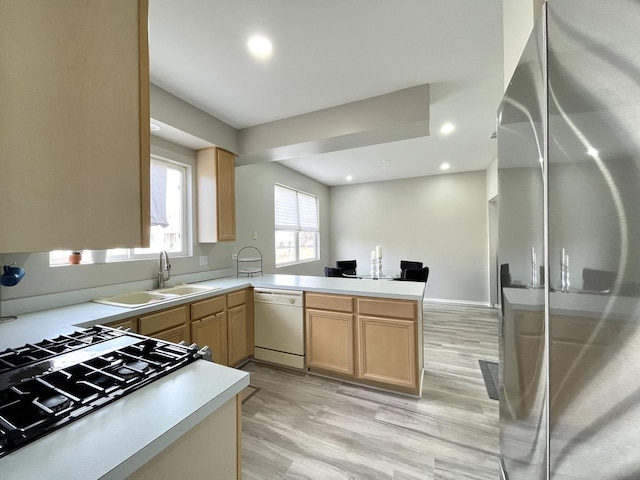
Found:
<box><xmin>377</xmin><ymin>258</ymin><xmax>383</xmax><ymax>277</ymax></box>
<box><xmin>370</xmin><ymin>258</ymin><xmax>377</xmax><ymax>277</ymax></box>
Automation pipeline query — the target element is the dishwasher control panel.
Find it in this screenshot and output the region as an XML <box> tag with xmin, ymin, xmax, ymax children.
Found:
<box><xmin>254</xmin><ymin>289</ymin><xmax>303</xmax><ymax>307</ymax></box>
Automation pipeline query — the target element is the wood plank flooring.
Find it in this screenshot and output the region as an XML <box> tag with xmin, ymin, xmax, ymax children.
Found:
<box><xmin>240</xmin><ymin>302</ymin><xmax>500</xmax><ymax>479</ymax></box>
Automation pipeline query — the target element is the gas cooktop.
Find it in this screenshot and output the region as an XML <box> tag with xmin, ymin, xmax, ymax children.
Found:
<box><xmin>0</xmin><ymin>326</ymin><xmax>208</xmax><ymax>458</ymax></box>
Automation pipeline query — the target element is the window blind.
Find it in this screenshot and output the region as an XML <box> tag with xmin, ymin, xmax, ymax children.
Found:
<box><xmin>274</xmin><ymin>185</ymin><xmax>299</xmax><ymax>229</ymax></box>
<box><xmin>298</xmin><ymin>192</ymin><xmax>318</xmax><ymax>231</ymax></box>
<box><xmin>274</xmin><ymin>185</ymin><xmax>318</xmax><ymax>231</ymax></box>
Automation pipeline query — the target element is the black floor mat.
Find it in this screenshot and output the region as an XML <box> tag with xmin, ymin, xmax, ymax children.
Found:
<box><xmin>479</xmin><ymin>360</ymin><xmax>499</xmax><ymax>400</ymax></box>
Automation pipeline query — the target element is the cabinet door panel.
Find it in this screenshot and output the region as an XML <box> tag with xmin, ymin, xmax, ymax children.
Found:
<box><xmin>228</xmin><ymin>304</ymin><xmax>249</xmax><ymax>366</ymax></box>
<box><xmin>306</xmin><ymin>309</ymin><xmax>354</xmax><ymax>376</ymax></box>
<box><xmin>192</xmin><ymin>313</ymin><xmax>227</xmax><ymax>365</ymax></box>
<box><xmin>0</xmin><ymin>1</ymin><xmax>149</xmax><ymax>253</ymax></box>
<box><xmin>357</xmin><ymin>315</ymin><xmax>416</xmax><ymax>388</ymax></box>
<box><xmin>216</xmin><ymin>148</ymin><xmax>236</xmax><ymax>241</ymax></box>
<box><xmin>196</xmin><ymin>147</ymin><xmax>236</xmax><ymax>243</ymax></box>
<box><xmin>154</xmin><ymin>325</ymin><xmax>188</xmax><ymax>344</ymax></box>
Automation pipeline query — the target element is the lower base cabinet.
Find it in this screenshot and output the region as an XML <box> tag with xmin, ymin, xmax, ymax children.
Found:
<box><xmin>227</xmin><ymin>289</ymin><xmax>252</xmax><ymax>367</ymax></box>
<box><xmin>139</xmin><ymin>306</ymin><xmax>189</xmax><ymax>343</ymax></box>
<box><xmin>305</xmin><ymin>293</ymin><xmax>420</xmax><ymax>394</ymax></box>
<box><xmin>228</xmin><ymin>304</ymin><xmax>249</xmax><ymax>366</ymax></box>
<box><xmin>129</xmin><ymin>395</ymin><xmax>241</xmax><ymax>480</ymax></box>
<box><xmin>357</xmin><ymin>315</ymin><xmax>416</xmax><ymax>389</ymax></box>
<box><xmin>306</xmin><ymin>309</ymin><xmax>354</xmax><ymax>376</ymax></box>
<box><xmin>191</xmin><ymin>312</ymin><xmax>227</xmax><ymax>365</ymax></box>
<box><xmin>190</xmin><ymin>289</ymin><xmax>252</xmax><ymax>367</ymax></box>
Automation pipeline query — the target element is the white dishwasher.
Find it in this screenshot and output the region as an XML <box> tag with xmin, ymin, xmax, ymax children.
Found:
<box><xmin>254</xmin><ymin>288</ymin><xmax>305</xmax><ymax>369</ymax></box>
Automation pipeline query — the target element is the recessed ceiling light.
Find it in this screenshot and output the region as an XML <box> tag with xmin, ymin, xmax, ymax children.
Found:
<box><xmin>440</xmin><ymin>163</ymin><xmax>451</xmax><ymax>171</ymax></box>
<box><xmin>346</xmin><ymin>175</ymin><xmax>353</xmax><ymax>182</ymax></box>
<box><xmin>248</xmin><ymin>35</ymin><xmax>273</xmax><ymax>59</ymax></box>
<box><xmin>150</xmin><ymin>122</ymin><xmax>160</xmax><ymax>132</ymax></box>
<box><xmin>440</xmin><ymin>123</ymin><xmax>455</xmax><ymax>135</ymax></box>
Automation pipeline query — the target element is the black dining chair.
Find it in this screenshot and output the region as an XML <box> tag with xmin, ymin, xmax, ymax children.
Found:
<box><xmin>336</xmin><ymin>260</ymin><xmax>357</xmax><ymax>275</ymax></box>
<box><xmin>324</xmin><ymin>266</ymin><xmax>344</xmax><ymax>277</ymax></box>
<box><xmin>400</xmin><ymin>260</ymin><xmax>423</xmax><ymax>274</ymax></box>
<box><xmin>395</xmin><ymin>266</ymin><xmax>429</xmax><ymax>282</ymax></box>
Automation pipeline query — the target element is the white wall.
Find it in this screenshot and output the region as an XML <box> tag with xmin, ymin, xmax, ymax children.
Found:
<box><xmin>329</xmin><ymin>171</ymin><xmax>489</xmax><ymax>304</ymax></box>
<box><xmin>233</xmin><ymin>162</ymin><xmax>331</xmax><ymax>276</ymax></box>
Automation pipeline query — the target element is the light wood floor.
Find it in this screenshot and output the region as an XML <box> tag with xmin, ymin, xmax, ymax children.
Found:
<box><xmin>241</xmin><ymin>302</ymin><xmax>500</xmax><ymax>479</ymax></box>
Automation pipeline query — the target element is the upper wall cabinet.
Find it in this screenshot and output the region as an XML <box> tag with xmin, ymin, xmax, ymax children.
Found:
<box><xmin>196</xmin><ymin>147</ymin><xmax>236</xmax><ymax>242</ymax></box>
<box><xmin>0</xmin><ymin>0</ymin><xmax>150</xmax><ymax>253</ymax></box>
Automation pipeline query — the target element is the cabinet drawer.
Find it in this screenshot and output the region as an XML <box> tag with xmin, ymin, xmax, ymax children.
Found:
<box><xmin>357</xmin><ymin>298</ymin><xmax>415</xmax><ymax>320</ymax></box>
<box><xmin>305</xmin><ymin>293</ymin><xmax>353</xmax><ymax>313</ymax></box>
<box><xmin>104</xmin><ymin>317</ymin><xmax>137</xmax><ymax>333</ymax></box>
<box><xmin>139</xmin><ymin>306</ymin><xmax>188</xmax><ymax>336</ymax></box>
<box><xmin>227</xmin><ymin>289</ymin><xmax>246</xmax><ymax>308</ymax></box>
<box><xmin>191</xmin><ymin>295</ymin><xmax>226</xmax><ymax>320</ymax></box>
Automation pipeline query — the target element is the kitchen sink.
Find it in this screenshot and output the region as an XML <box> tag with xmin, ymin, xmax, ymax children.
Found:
<box><xmin>93</xmin><ymin>284</ymin><xmax>221</xmax><ymax>308</ymax></box>
<box><xmin>155</xmin><ymin>285</ymin><xmax>217</xmax><ymax>296</ymax></box>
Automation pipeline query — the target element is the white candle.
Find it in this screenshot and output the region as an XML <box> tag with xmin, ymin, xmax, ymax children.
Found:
<box><xmin>376</xmin><ymin>245</ymin><xmax>382</xmax><ymax>259</ymax></box>
<box><xmin>531</xmin><ymin>247</ymin><xmax>536</xmax><ymax>264</ymax></box>
<box><xmin>371</xmin><ymin>250</ymin><xmax>376</xmax><ymax>260</ymax></box>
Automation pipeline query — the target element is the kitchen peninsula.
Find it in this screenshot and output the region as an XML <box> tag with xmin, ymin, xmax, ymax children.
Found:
<box><xmin>0</xmin><ymin>274</ymin><xmax>424</xmax><ymax>479</ymax></box>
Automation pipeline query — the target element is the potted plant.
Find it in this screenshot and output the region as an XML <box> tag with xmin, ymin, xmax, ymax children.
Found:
<box><xmin>69</xmin><ymin>250</ymin><xmax>83</xmax><ymax>264</ymax></box>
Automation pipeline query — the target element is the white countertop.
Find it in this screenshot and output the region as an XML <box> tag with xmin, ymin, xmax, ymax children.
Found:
<box><xmin>0</xmin><ymin>274</ymin><xmax>424</xmax><ymax>478</ymax></box>
<box><xmin>252</xmin><ymin>274</ymin><xmax>426</xmax><ymax>301</ymax></box>
<box><xmin>0</xmin><ymin>274</ymin><xmax>424</xmax><ymax>349</ymax></box>
<box><xmin>0</xmin><ymin>360</ymin><xmax>249</xmax><ymax>480</ymax></box>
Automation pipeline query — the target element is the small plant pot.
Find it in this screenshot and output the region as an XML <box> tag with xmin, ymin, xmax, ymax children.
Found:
<box><xmin>69</xmin><ymin>254</ymin><xmax>82</xmax><ymax>265</ymax></box>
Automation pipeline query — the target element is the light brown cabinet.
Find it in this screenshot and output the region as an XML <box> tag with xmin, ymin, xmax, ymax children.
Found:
<box><xmin>306</xmin><ymin>309</ymin><xmax>355</xmax><ymax>375</ymax></box>
<box><xmin>190</xmin><ymin>290</ymin><xmax>252</xmax><ymax>367</ymax></box>
<box><xmin>227</xmin><ymin>289</ymin><xmax>252</xmax><ymax>367</ymax></box>
<box><xmin>191</xmin><ymin>296</ymin><xmax>227</xmax><ymax>364</ymax></box>
<box><xmin>104</xmin><ymin>317</ymin><xmax>138</xmax><ymax>333</ymax></box>
<box><xmin>0</xmin><ymin>0</ymin><xmax>150</xmax><ymax>253</ymax></box>
<box><xmin>305</xmin><ymin>293</ymin><xmax>355</xmax><ymax>376</ymax></box>
<box><xmin>191</xmin><ymin>312</ymin><xmax>227</xmax><ymax>365</ymax></box>
<box><xmin>196</xmin><ymin>147</ymin><xmax>236</xmax><ymax>243</ymax></box>
<box><xmin>357</xmin><ymin>315</ymin><xmax>416</xmax><ymax>389</ymax></box>
<box><xmin>305</xmin><ymin>293</ymin><xmax>420</xmax><ymax>394</ymax></box>
<box><xmin>355</xmin><ymin>298</ymin><xmax>418</xmax><ymax>391</ymax></box>
<box><xmin>139</xmin><ymin>306</ymin><xmax>189</xmax><ymax>344</ymax></box>
<box><xmin>129</xmin><ymin>396</ymin><xmax>241</xmax><ymax>480</ymax></box>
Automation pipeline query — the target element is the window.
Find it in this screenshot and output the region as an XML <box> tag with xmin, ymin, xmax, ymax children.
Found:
<box><xmin>50</xmin><ymin>156</ymin><xmax>190</xmax><ymax>265</ymax></box>
<box><xmin>275</xmin><ymin>184</ymin><xmax>319</xmax><ymax>266</ymax></box>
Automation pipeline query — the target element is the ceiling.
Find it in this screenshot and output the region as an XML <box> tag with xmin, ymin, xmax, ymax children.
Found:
<box><xmin>148</xmin><ymin>0</ymin><xmax>504</xmax><ymax>186</ymax></box>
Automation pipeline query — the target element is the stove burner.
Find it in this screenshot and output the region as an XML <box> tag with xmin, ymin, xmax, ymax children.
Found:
<box><xmin>116</xmin><ymin>360</ymin><xmax>149</xmax><ymax>380</ymax></box>
<box><xmin>0</xmin><ymin>326</ymin><xmax>203</xmax><ymax>458</ymax></box>
<box><xmin>38</xmin><ymin>394</ymin><xmax>72</xmax><ymax>413</ymax></box>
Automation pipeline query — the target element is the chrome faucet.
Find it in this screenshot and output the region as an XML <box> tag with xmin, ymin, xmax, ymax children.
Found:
<box><xmin>158</xmin><ymin>250</ymin><xmax>171</xmax><ymax>289</ymax></box>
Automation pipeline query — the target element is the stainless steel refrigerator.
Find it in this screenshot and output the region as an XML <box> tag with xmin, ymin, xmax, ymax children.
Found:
<box><xmin>497</xmin><ymin>1</ymin><xmax>640</xmax><ymax>478</ymax></box>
